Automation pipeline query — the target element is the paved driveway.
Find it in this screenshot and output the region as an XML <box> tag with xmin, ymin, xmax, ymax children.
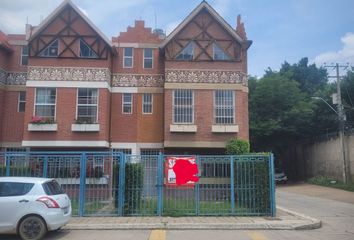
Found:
<box><xmin>2</xmin><ymin>183</ymin><xmax>354</xmax><ymax>240</ymax></box>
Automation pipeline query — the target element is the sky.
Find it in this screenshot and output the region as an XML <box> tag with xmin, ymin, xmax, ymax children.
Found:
<box><xmin>1</xmin><ymin>0</ymin><xmax>354</xmax><ymax>77</ymax></box>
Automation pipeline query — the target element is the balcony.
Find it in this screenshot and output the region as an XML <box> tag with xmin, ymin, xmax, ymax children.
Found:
<box><xmin>28</xmin><ymin>123</ymin><xmax>58</xmax><ymax>132</ymax></box>
<box><xmin>212</xmin><ymin>125</ymin><xmax>239</xmax><ymax>133</ymax></box>
<box><xmin>71</xmin><ymin>123</ymin><xmax>100</xmax><ymax>132</ymax></box>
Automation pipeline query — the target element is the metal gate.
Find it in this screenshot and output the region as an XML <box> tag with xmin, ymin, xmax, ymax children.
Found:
<box><xmin>0</xmin><ymin>152</ymin><xmax>275</xmax><ymax>217</ymax></box>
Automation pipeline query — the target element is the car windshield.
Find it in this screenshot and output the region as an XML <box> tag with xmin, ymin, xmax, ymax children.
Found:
<box><xmin>0</xmin><ymin>182</ymin><xmax>34</xmax><ymax>197</ymax></box>
<box><xmin>42</xmin><ymin>180</ymin><xmax>64</xmax><ymax>195</ymax></box>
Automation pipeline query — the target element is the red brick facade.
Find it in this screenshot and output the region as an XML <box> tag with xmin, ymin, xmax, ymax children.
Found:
<box><xmin>0</xmin><ymin>1</ymin><xmax>251</xmax><ymax>154</ymax></box>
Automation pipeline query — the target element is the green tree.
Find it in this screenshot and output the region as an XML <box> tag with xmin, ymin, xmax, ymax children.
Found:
<box><xmin>250</xmin><ymin>70</ymin><xmax>314</xmax><ymax>150</ymax></box>
<box><xmin>225</xmin><ymin>139</ymin><xmax>250</xmax><ymax>155</ymax></box>
<box><xmin>342</xmin><ymin>70</ymin><xmax>354</xmax><ymax>128</ymax></box>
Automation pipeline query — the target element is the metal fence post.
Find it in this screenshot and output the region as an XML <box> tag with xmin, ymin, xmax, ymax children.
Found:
<box><xmin>269</xmin><ymin>153</ymin><xmax>276</xmax><ymax>217</ymax></box>
<box><xmin>43</xmin><ymin>156</ymin><xmax>48</xmax><ymax>178</ymax></box>
<box><xmin>5</xmin><ymin>153</ymin><xmax>10</xmax><ymax>177</ymax></box>
<box><xmin>79</xmin><ymin>153</ymin><xmax>87</xmax><ymax>217</ymax></box>
<box><xmin>118</xmin><ymin>152</ymin><xmax>125</xmax><ymax>216</ymax></box>
<box><xmin>195</xmin><ymin>156</ymin><xmax>200</xmax><ymax>216</ymax></box>
<box><xmin>230</xmin><ymin>155</ymin><xmax>235</xmax><ymax>214</ymax></box>
<box><xmin>157</xmin><ymin>153</ymin><xmax>164</xmax><ymax>216</ymax></box>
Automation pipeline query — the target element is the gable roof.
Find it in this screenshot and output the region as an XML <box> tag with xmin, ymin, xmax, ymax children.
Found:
<box><xmin>0</xmin><ymin>31</ymin><xmax>13</xmax><ymax>52</ymax></box>
<box><xmin>29</xmin><ymin>0</ymin><xmax>112</xmax><ymax>47</ymax></box>
<box><xmin>161</xmin><ymin>1</ymin><xmax>245</xmax><ymax>48</ymax></box>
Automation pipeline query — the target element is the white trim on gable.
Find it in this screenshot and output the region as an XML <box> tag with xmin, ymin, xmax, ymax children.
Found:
<box><xmin>161</xmin><ymin>2</ymin><xmax>244</xmax><ymax>48</ymax></box>
<box><xmin>29</xmin><ymin>0</ymin><xmax>112</xmax><ymax>47</ymax></box>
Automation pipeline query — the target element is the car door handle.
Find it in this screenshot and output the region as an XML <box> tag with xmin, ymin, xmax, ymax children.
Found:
<box><xmin>19</xmin><ymin>199</ymin><xmax>29</xmax><ymax>203</ymax></box>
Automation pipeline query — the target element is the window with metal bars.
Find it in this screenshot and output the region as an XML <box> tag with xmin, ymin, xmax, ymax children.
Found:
<box><xmin>77</xmin><ymin>88</ymin><xmax>98</xmax><ymax>123</ymax></box>
<box><xmin>214</xmin><ymin>90</ymin><xmax>235</xmax><ymax>124</ymax></box>
<box><xmin>173</xmin><ymin>90</ymin><xmax>194</xmax><ymax>124</ymax></box>
<box><xmin>112</xmin><ymin>149</ymin><xmax>132</xmax><ymax>155</ymax></box>
<box><xmin>142</xmin><ymin>93</ymin><xmax>153</xmax><ymax>114</ymax></box>
<box><xmin>140</xmin><ymin>149</ymin><xmax>161</xmax><ymax>155</ymax></box>
<box><xmin>122</xmin><ymin>93</ymin><xmax>132</xmax><ymax>114</ymax></box>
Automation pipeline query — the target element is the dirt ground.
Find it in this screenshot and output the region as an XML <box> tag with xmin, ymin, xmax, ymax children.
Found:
<box><xmin>277</xmin><ymin>182</ymin><xmax>354</xmax><ymax>205</ymax></box>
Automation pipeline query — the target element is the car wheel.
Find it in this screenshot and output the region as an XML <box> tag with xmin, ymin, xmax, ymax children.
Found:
<box><xmin>18</xmin><ymin>215</ymin><xmax>47</xmax><ymax>240</ymax></box>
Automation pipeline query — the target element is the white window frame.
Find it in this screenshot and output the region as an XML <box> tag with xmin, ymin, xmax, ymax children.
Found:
<box><xmin>21</xmin><ymin>45</ymin><xmax>28</xmax><ymax>66</ymax></box>
<box><xmin>214</xmin><ymin>90</ymin><xmax>235</xmax><ymax>124</ymax></box>
<box><xmin>76</xmin><ymin>88</ymin><xmax>99</xmax><ymax>123</ymax></box>
<box><xmin>143</xmin><ymin>48</ymin><xmax>153</xmax><ymax>69</ymax></box>
<box><xmin>173</xmin><ymin>90</ymin><xmax>194</xmax><ymax>124</ymax></box>
<box><xmin>142</xmin><ymin>93</ymin><xmax>153</xmax><ymax>114</ymax></box>
<box><xmin>18</xmin><ymin>91</ymin><xmax>26</xmax><ymax>112</ymax></box>
<box><xmin>123</xmin><ymin>47</ymin><xmax>133</xmax><ymax>68</ymax></box>
<box><xmin>34</xmin><ymin>88</ymin><xmax>57</xmax><ymax>121</ymax></box>
<box><xmin>122</xmin><ymin>93</ymin><xmax>133</xmax><ymax>114</ymax></box>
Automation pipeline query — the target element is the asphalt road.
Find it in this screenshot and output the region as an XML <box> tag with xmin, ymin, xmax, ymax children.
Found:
<box><xmin>2</xmin><ymin>183</ymin><xmax>354</xmax><ymax>240</ymax></box>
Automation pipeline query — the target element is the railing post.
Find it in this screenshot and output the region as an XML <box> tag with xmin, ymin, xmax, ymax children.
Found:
<box><xmin>5</xmin><ymin>153</ymin><xmax>10</xmax><ymax>177</ymax></box>
<box><xmin>79</xmin><ymin>153</ymin><xmax>87</xmax><ymax>217</ymax></box>
<box><xmin>230</xmin><ymin>155</ymin><xmax>235</xmax><ymax>214</ymax></box>
<box><xmin>157</xmin><ymin>153</ymin><xmax>164</xmax><ymax>216</ymax></box>
<box><xmin>269</xmin><ymin>153</ymin><xmax>276</xmax><ymax>217</ymax></box>
<box><xmin>118</xmin><ymin>152</ymin><xmax>125</xmax><ymax>216</ymax></box>
<box><xmin>43</xmin><ymin>156</ymin><xmax>48</xmax><ymax>178</ymax></box>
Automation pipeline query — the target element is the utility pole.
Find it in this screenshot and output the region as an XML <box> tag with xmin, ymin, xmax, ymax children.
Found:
<box><xmin>324</xmin><ymin>63</ymin><xmax>349</xmax><ymax>183</ymax></box>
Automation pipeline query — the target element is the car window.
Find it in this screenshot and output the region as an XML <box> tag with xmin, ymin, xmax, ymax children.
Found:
<box><xmin>0</xmin><ymin>182</ymin><xmax>34</xmax><ymax>197</ymax></box>
<box><xmin>42</xmin><ymin>180</ymin><xmax>64</xmax><ymax>195</ymax></box>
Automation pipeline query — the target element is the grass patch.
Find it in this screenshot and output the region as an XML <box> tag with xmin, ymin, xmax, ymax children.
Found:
<box><xmin>307</xmin><ymin>176</ymin><xmax>354</xmax><ymax>192</ymax></box>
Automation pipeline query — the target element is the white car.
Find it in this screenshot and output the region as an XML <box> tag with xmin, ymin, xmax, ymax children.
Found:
<box><xmin>0</xmin><ymin>177</ymin><xmax>71</xmax><ymax>240</ymax></box>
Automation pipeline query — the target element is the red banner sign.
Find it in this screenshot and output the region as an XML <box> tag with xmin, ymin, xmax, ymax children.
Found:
<box><xmin>165</xmin><ymin>156</ymin><xmax>199</xmax><ymax>187</ymax></box>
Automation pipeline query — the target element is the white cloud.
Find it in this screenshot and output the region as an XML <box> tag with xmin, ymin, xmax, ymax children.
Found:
<box><xmin>0</xmin><ymin>0</ymin><xmax>61</xmax><ymax>34</ymax></box>
<box><xmin>314</xmin><ymin>32</ymin><xmax>354</xmax><ymax>65</ymax></box>
<box><xmin>165</xmin><ymin>20</ymin><xmax>180</xmax><ymax>36</ymax></box>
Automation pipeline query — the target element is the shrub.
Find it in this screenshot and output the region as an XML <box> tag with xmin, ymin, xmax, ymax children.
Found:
<box><xmin>226</xmin><ymin>138</ymin><xmax>250</xmax><ymax>155</ymax></box>
<box><xmin>113</xmin><ymin>162</ymin><xmax>144</xmax><ymax>214</ymax></box>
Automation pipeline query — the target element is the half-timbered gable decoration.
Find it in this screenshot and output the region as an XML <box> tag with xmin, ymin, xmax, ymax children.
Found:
<box><xmin>28</xmin><ymin>0</ymin><xmax>112</xmax><ymax>59</ymax></box>
<box><xmin>161</xmin><ymin>1</ymin><xmax>251</xmax><ymax>62</ymax></box>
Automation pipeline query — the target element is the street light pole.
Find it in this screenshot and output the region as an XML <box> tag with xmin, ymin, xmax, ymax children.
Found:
<box><xmin>322</xmin><ymin>63</ymin><xmax>349</xmax><ymax>183</ymax></box>
<box><xmin>335</xmin><ymin>63</ymin><xmax>348</xmax><ymax>183</ymax></box>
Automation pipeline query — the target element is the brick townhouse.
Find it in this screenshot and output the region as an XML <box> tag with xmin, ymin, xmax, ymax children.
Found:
<box><xmin>0</xmin><ymin>0</ymin><xmax>252</xmax><ymax>155</ymax></box>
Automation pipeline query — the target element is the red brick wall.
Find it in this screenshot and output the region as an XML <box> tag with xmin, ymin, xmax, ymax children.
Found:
<box><xmin>137</xmin><ymin>93</ymin><xmax>164</xmax><ymax>142</ymax></box>
<box><xmin>0</xmin><ymin>48</ymin><xmax>10</xmax><ymax>70</ymax></box>
<box><xmin>23</xmin><ymin>88</ymin><xmax>110</xmax><ymax>142</ymax></box>
<box><xmin>110</xmin><ymin>93</ymin><xmax>138</xmax><ymax>142</ymax></box>
<box><xmin>1</xmin><ymin>91</ymin><xmax>25</xmax><ymax>143</ymax></box>
<box><xmin>7</xmin><ymin>44</ymin><xmax>27</xmax><ymax>72</ymax></box>
<box><xmin>164</xmin><ymin>89</ymin><xmax>249</xmax><ymax>143</ymax></box>
<box><xmin>0</xmin><ymin>89</ymin><xmax>5</xmax><ymax>142</ymax></box>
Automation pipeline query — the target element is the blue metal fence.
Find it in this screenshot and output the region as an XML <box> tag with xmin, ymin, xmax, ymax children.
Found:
<box><xmin>0</xmin><ymin>151</ymin><xmax>275</xmax><ymax>217</ymax></box>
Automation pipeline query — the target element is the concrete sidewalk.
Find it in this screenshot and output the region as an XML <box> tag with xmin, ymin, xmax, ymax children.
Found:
<box><xmin>64</xmin><ymin>206</ymin><xmax>321</xmax><ymax>230</ymax></box>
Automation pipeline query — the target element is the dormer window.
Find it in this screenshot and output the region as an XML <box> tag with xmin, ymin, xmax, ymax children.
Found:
<box><xmin>213</xmin><ymin>42</ymin><xmax>230</xmax><ymax>60</ymax></box>
<box><xmin>39</xmin><ymin>39</ymin><xmax>59</xmax><ymax>57</ymax></box>
<box><xmin>80</xmin><ymin>39</ymin><xmax>98</xmax><ymax>58</ymax></box>
<box><xmin>176</xmin><ymin>41</ymin><xmax>194</xmax><ymax>60</ymax></box>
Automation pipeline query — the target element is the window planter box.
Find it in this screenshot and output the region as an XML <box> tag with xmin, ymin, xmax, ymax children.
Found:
<box><xmin>71</xmin><ymin>123</ymin><xmax>100</xmax><ymax>132</ymax></box>
<box><xmin>56</xmin><ymin>177</ymin><xmax>108</xmax><ymax>185</ymax></box>
<box><xmin>170</xmin><ymin>124</ymin><xmax>197</xmax><ymax>132</ymax></box>
<box><xmin>28</xmin><ymin>123</ymin><xmax>57</xmax><ymax>131</ymax></box>
<box><xmin>212</xmin><ymin>125</ymin><xmax>239</xmax><ymax>133</ymax></box>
